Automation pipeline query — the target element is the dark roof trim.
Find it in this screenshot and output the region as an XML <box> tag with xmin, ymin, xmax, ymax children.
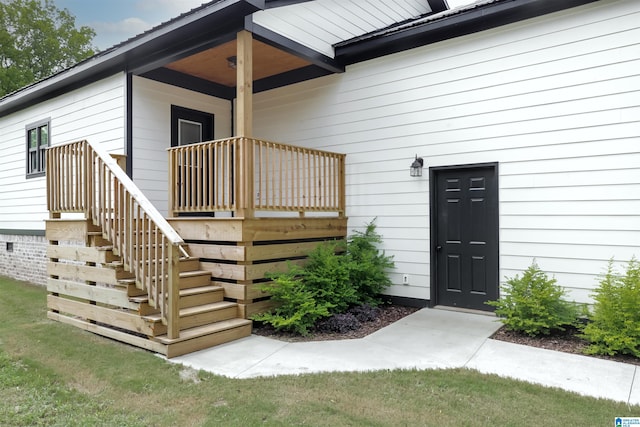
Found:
<box><xmin>129</xmin><ymin>32</ymin><xmax>238</xmax><ymax>75</ymax></box>
<box><xmin>141</xmin><ymin>64</ymin><xmax>333</xmax><ymax>98</ymax></box>
<box><xmin>254</xmin><ymin>64</ymin><xmax>332</xmax><ymax>93</ymax></box>
<box><xmin>336</xmin><ymin>0</ymin><xmax>601</xmax><ymax>65</ymax></box>
<box><xmin>141</xmin><ymin>68</ymin><xmax>236</xmax><ymax>100</ymax></box>
<box><xmin>246</xmin><ymin>18</ymin><xmax>345</xmax><ymax>73</ymax></box>
<box><xmin>0</xmin><ymin>0</ymin><xmax>263</xmax><ymax>117</ymax></box>
<box><xmin>428</xmin><ymin>0</ymin><xmax>449</xmax><ymax>13</ymax></box>
<box><xmin>264</xmin><ymin>0</ymin><xmax>313</xmax><ymax>8</ymax></box>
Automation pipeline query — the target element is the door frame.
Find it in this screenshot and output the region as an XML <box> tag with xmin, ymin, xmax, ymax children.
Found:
<box><xmin>428</xmin><ymin>162</ymin><xmax>500</xmax><ymax>309</ymax></box>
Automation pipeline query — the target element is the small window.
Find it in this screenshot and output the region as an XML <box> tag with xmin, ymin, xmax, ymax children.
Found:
<box><xmin>26</xmin><ymin>119</ymin><xmax>50</xmax><ymax>177</ymax></box>
<box><xmin>171</xmin><ymin>106</ymin><xmax>213</xmax><ymax>147</ymax></box>
<box><xmin>178</xmin><ymin>118</ymin><xmax>203</xmax><ymax>145</ymax></box>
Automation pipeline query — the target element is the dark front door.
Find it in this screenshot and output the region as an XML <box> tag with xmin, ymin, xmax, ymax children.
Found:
<box><xmin>431</xmin><ymin>164</ymin><xmax>499</xmax><ymax>311</ymax></box>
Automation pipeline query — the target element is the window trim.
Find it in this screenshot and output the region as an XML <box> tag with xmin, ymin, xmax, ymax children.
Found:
<box><xmin>177</xmin><ymin>118</ymin><xmax>203</xmax><ymax>146</ymax></box>
<box><xmin>25</xmin><ymin>118</ymin><xmax>51</xmax><ymax>178</ymax></box>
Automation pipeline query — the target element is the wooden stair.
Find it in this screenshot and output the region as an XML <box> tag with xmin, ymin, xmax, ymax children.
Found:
<box><xmin>122</xmin><ymin>257</ymin><xmax>252</xmax><ymax>357</ymax></box>
<box><xmin>45</xmin><ymin>219</ymin><xmax>252</xmax><ymax>358</ymax></box>
<box><xmin>155</xmin><ymin>319</ymin><xmax>252</xmax><ymax>358</ymax></box>
<box><xmin>127</xmin><ymin>261</ymin><xmax>252</xmax><ymax>357</ymax></box>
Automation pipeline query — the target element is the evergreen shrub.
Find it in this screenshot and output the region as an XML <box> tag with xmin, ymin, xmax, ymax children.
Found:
<box><xmin>252</xmin><ymin>220</ymin><xmax>394</xmax><ymax>335</ymax></box>
<box><xmin>582</xmin><ymin>258</ymin><xmax>640</xmax><ymax>357</ymax></box>
<box><xmin>252</xmin><ymin>266</ymin><xmax>333</xmax><ymax>336</ymax></box>
<box><xmin>487</xmin><ymin>261</ymin><xmax>581</xmax><ymax>336</ymax></box>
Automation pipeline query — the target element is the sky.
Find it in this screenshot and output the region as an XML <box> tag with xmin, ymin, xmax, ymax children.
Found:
<box><xmin>54</xmin><ymin>0</ymin><xmax>474</xmax><ymax>52</ymax></box>
<box><xmin>54</xmin><ymin>0</ymin><xmax>206</xmax><ymax>50</ymax></box>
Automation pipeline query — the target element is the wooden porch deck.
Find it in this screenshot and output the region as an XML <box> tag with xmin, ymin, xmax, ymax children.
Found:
<box><xmin>169</xmin><ymin>216</ymin><xmax>347</xmax><ymax>318</ymax></box>
<box><xmin>45</xmin><ymin>138</ymin><xmax>346</xmax><ymax>357</ymax></box>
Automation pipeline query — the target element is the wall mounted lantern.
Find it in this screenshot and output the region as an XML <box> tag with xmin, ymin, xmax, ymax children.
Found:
<box><xmin>410</xmin><ymin>155</ymin><xmax>424</xmax><ymax>177</ymax></box>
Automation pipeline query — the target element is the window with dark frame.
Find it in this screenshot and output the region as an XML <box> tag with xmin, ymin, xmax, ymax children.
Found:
<box><xmin>170</xmin><ymin>106</ymin><xmax>213</xmax><ymax>147</ymax></box>
<box><xmin>26</xmin><ymin>119</ymin><xmax>50</xmax><ymax>177</ymax></box>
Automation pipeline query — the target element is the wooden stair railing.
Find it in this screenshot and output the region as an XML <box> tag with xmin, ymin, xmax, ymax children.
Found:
<box><xmin>46</xmin><ymin>140</ymin><xmax>185</xmax><ymax>339</ymax></box>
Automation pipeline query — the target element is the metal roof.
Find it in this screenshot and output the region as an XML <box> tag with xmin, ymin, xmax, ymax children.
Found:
<box><xmin>0</xmin><ymin>0</ymin><xmax>602</xmax><ymax>116</ymax></box>
<box><xmin>252</xmin><ymin>0</ymin><xmax>437</xmax><ymax>58</ymax></box>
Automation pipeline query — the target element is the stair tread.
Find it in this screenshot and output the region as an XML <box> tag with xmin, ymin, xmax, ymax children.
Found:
<box><xmin>180</xmin><ymin>300</ymin><xmax>236</xmax><ymax>316</ymax></box>
<box><xmin>180</xmin><ymin>285</ymin><xmax>223</xmax><ymax>296</ymax></box>
<box><xmin>110</xmin><ymin>256</ymin><xmax>196</xmax><ymax>264</ymax></box>
<box><xmin>180</xmin><ymin>270</ymin><xmax>211</xmax><ymax>278</ymax></box>
<box><xmin>143</xmin><ymin>301</ymin><xmax>237</xmax><ymax>322</ymax></box>
<box><xmin>114</xmin><ymin>269</ymin><xmax>208</xmax><ymax>281</ymax></box>
<box><xmin>155</xmin><ymin>318</ymin><xmax>252</xmax><ymax>344</ymax></box>
<box><xmin>129</xmin><ymin>285</ymin><xmax>223</xmax><ymax>304</ymax></box>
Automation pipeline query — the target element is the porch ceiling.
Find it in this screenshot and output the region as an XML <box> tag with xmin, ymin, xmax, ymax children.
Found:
<box><xmin>164</xmin><ymin>38</ymin><xmax>312</xmax><ymax>88</ymax></box>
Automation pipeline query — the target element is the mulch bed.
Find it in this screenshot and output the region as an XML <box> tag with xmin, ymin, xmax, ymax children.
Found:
<box><xmin>491</xmin><ymin>326</ymin><xmax>640</xmax><ymax>366</ymax></box>
<box><xmin>252</xmin><ymin>303</ymin><xmax>419</xmax><ymax>342</ymax></box>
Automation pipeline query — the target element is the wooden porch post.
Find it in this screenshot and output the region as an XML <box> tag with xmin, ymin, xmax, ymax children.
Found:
<box><xmin>235</xmin><ymin>30</ymin><xmax>254</xmax><ymax>218</ymax></box>
<box><xmin>236</xmin><ymin>30</ymin><xmax>252</xmax><ymax>138</ymax></box>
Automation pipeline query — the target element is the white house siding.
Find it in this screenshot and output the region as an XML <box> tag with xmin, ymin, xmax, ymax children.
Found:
<box><xmin>0</xmin><ymin>73</ymin><xmax>125</xmax><ymax>285</ymax></box>
<box><xmin>131</xmin><ymin>76</ymin><xmax>232</xmax><ymax>215</ymax></box>
<box><xmin>0</xmin><ymin>73</ymin><xmax>126</xmax><ymax>232</ymax></box>
<box><xmin>253</xmin><ymin>0</ymin><xmax>640</xmax><ymax>303</ymax></box>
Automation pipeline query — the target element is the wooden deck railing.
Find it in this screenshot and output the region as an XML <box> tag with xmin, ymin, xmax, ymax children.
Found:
<box><xmin>47</xmin><ymin>140</ymin><xmax>184</xmax><ymax>339</ymax></box>
<box><xmin>168</xmin><ymin>137</ymin><xmax>346</xmax><ymax>217</ymax></box>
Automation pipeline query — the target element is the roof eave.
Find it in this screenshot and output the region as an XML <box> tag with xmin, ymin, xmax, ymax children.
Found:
<box><xmin>0</xmin><ymin>0</ymin><xmax>264</xmax><ymax>117</ymax></box>
<box><xmin>336</xmin><ymin>0</ymin><xmax>601</xmax><ymax>65</ymax></box>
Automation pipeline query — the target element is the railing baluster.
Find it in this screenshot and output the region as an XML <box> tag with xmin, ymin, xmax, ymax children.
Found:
<box><xmin>74</xmin><ymin>145</ymin><xmax>79</xmax><ymax>209</ymax></box>
<box><xmin>46</xmin><ymin>140</ymin><xmax>185</xmax><ymax>336</ymax></box>
<box><xmin>308</xmin><ymin>150</ymin><xmax>312</xmax><ymax>210</ymax></box>
<box><xmin>313</xmin><ymin>152</ymin><xmax>317</xmax><ymax>209</ymax></box>
<box><xmin>153</xmin><ymin>225</ymin><xmax>159</xmax><ymax>312</ymax></box>
<box><xmin>196</xmin><ymin>145</ymin><xmax>202</xmax><ymax>210</ymax></box>
<box><xmin>178</xmin><ymin>148</ymin><xmax>184</xmax><ymax>211</ymax></box>
<box><xmin>207</xmin><ymin>144</ymin><xmax>213</xmax><ymax>211</ymax></box>
<box><xmin>135</xmin><ymin>204</ymin><xmax>141</xmax><ymax>281</ymax></box>
<box><xmin>166</xmin><ymin>137</ymin><xmax>345</xmax><ymax>215</ymax></box>
<box><xmin>278</xmin><ymin>143</ymin><xmax>283</xmax><ymax>209</ymax></box>
<box><xmin>297</xmin><ymin>147</ymin><xmax>301</xmax><ymax>211</ymax></box>
<box><xmin>257</xmin><ymin>141</ymin><xmax>263</xmax><ymax>209</ymax></box>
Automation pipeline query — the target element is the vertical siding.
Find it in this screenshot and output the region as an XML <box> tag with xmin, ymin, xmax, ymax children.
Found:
<box><xmin>253</xmin><ymin>0</ymin><xmax>640</xmax><ymax>302</ymax></box>
<box><xmin>0</xmin><ymin>73</ymin><xmax>125</xmax><ymax>231</ymax></box>
<box><xmin>131</xmin><ymin>76</ymin><xmax>232</xmax><ymax>215</ymax></box>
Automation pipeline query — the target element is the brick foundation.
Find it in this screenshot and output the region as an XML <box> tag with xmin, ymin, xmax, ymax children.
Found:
<box><xmin>0</xmin><ymin>233</ymin><xmax>47</xmax><ymax>286</ymax></box>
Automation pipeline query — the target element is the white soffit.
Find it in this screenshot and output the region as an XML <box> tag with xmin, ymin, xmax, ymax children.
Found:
<box><xmin>252</xmin><ymin>0</ymin><xmax>432</xmax><ymax>58</ymax></box>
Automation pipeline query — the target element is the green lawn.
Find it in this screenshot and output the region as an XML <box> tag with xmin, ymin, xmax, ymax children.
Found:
<box><xmin>0</xmin><ymin>276</ymin><xmax>636</xmax><ymax>426</ymax></box>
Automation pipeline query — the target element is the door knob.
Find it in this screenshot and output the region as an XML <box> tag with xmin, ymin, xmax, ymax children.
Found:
<box><xmin>436</xmin><ymin>245</ymin><xmax>442</xmax><ymax>251</ymax></box>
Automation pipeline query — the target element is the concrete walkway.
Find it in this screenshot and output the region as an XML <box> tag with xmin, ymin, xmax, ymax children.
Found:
<box><xmin>170</xmin><ymin>308</ymin><xmax>640</xmax><ymax>405</ymax></box>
